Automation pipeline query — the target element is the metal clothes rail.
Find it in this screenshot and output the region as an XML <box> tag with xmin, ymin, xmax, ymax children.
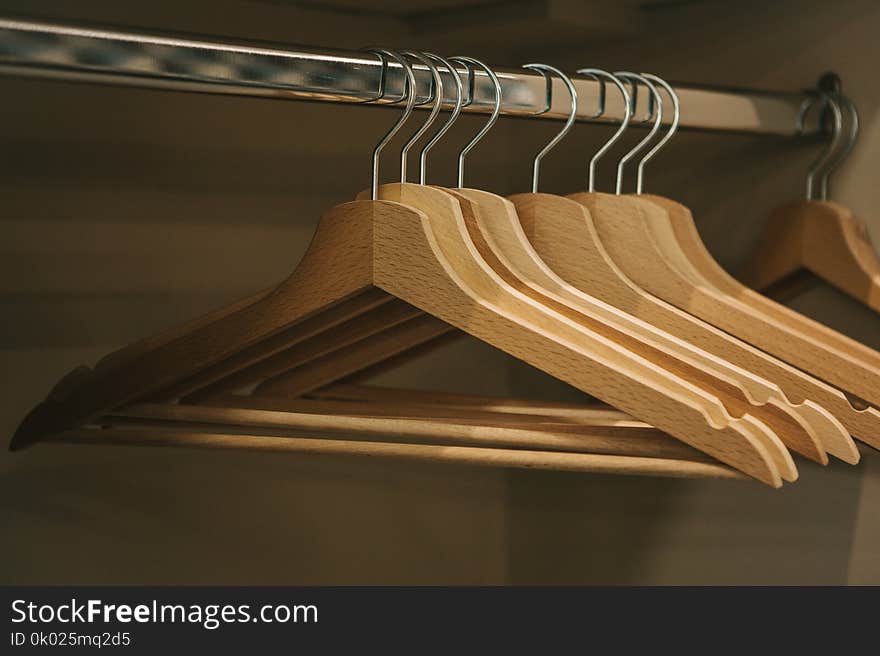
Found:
<box><xmin>0</xmin><ymin>18</ymin><xmax>821</xmax><ymax>137</ymax></box>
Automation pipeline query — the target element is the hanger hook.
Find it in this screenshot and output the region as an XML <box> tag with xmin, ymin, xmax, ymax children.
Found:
<box><xmin>450</xmin><ymin>56</ymin><xmax>503</xmax><ymax>188</ymax></box>
<box><xmin>418</xmin><ymin>53</ymin><xmax>464</xmax><ymax>185</ymax></box>
<box><xmin>365</xmin><ymin>48</ymin><xmax>416</xmax><ymax>200</ymax></box>
<box><xmin>817</xmin><ymin>93</ymin><xmax>859</xmax><ymax>200</ymax></box>
<box><xmin>523</xmin><ymin>63</ymin><xmax>578</xmax><ymax>193</ymax></box>
<box><xmin>633</xmin><ymin>73</ymin><xmax>680</xmax><ymax>194</ymax></box>
<box><xmin>575</xmin><ymin>68</ymin><xmax>632</xmax><ymax>192</ymax></box>
<box><xmin>613</xmin><ymin>72</ymin><xmax>663</xmax><ymax>195</ymax></box>
<box><xmin>802</xmin><ymin>91</ymin><xmax>843</xmax><ymax>201</ymax></box>
<box><xmin>400</xmin><ymin>51</ymin><xmax>444</xmax><ymax>184</ymax></box>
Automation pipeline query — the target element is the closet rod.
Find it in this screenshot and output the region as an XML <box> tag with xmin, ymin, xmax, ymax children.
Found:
<box><xmin>0</xmin><ymin>18</ymin><xmax>821</xmax><ymax>137</ymax></box>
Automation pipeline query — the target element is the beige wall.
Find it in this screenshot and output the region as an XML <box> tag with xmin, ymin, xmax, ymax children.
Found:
<box><xmin>1</xmin><ymin>0</ymin><xmax>879</xmax><ymax>584</ymax></box>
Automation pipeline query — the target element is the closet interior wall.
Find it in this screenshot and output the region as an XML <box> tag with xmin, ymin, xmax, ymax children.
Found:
<box><xmin>1</xmin><ymin>0</ymin><xmax>878</xmax><ymax>584</ymax></box>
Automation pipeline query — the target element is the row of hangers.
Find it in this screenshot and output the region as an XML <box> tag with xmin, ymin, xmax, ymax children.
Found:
<box><xmin>12</xmin><ymin>49</ymin><xmax>880</xmax><ymax>488</ymax></box>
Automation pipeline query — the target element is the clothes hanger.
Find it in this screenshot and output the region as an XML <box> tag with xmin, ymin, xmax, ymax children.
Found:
<box><xmin>442</xmin><ymin>70</ymin><xmax>804</xmax><ymax>474</ymax></box>
<box><xmin>13</xmin><ymin>49</ymin><xmax>784</xmax><ymax>485</ymax></box>
<box><xmin>601</xmin><ymin>76</ymin><xmax>878</xmax><ymax>450</ymax></box>
<box><xmin>477</xmin><ymin>65</ymin><xmax>839</xmax><ymax>466</ymax></box>
<box><xmin>638</xmin><ymin>84</ymin><xmax>880</xmax><ymax>370</ymax></box>
<box><xmin>528</xmin><ymin>70</ymin><xmax>859</xmax><ymax>460</ymax></box>
<box><xmin>740</xmin><ymin>92</ymin><xmax>880</xmax><ymax>312</ymax></box>
<box><xmin>286</xmin><ymin>57</ymin><xmax>845</xmax><ymax>467</ymax></box>
<box><xmin>564</xmin><ymin>73</ymin><xmax>880</xmax><ymax>414</ymax></box>
<box><xmin>447</xmin><ymin>64</ymin><xmax>814</xmax><ymax>472</ymax></box>
<box><xmin>291</xmin><ymin>61</ymin><xmax>867</xmax><ymax>460</ymax></box>
<box><xmin>180</xmin><ymin>52</ymin><xmax>475</xmax><ymax>400</ymax></box>
<box><xmin>352</xmin><ymin>55</ymin><xmax>804</xmax><ymax>479</ymax></box>
<box><xmin>267</xmin><ymin>50</ymin><xmax>789</xmax><ymax>484</ymax></box>
<box><xmin>258</xmin><ymin>53</ymin><xmax>483</xmax><ymax>396</ymax></box>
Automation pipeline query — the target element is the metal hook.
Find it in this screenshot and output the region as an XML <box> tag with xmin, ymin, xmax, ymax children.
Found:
<box><xmin>522</xmin><ymin>63</ymin><xmax>578</xmax><ymax>193</ymax></box>
<box><xmin>802</xmin><ymin>92</ymin><xmax>843</xmax><ymax>200</ymax></box>
<box><xmin>818</xmin><ymin>93</ymin><xmax>859</xmax><ymax>200</ymax></box>
<box><xmin>418</xmin><ymin>53</ymin><xmax>464</xmax><ymax>185</ymax></box>
<box><xmin>399</xmin><ymin>51</ymin><xmax>444</xmax><ymax>184</ymax></box>
<box><xmin>635</xmin><ymin>73</ymin><xmax>680</xmax><ymax>194</ymax></box>
<box><xmin>575</xmin><ymin>68</ymin><xmax>632</xmax><ymax>192</ymax></box>
<box><xmin>364</xmin><ymin>48</ymin><xmax>416</xmax><ymax>200</ymax></box>
<box><xmin>455</xmin><ymin>58</ymin><xmax>477</xmax><ymax>110</ymax></box>
<box><xmin>620</xmin><ymin>76</ymin><xmax>655</xmax><ymax>125</ymax></box>
<box><xmin>613</xmin><ymin>72</ymin><xmax>663</xmax><ymax>195</ymax></box>
<box><xmin>450</xmin><ymin>56</ymin><xmax>503</xmax><ymax>188</ymax></box>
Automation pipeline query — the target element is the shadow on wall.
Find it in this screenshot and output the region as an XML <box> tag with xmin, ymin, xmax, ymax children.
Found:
<box><xmin>506</xmin><ymin>459</ymin><xmax>861</xmax><ymax>585</ymax></box>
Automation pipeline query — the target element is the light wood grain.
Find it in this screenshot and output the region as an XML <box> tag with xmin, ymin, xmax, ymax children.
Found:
<box><xmin>12</xmin><ymin>199</ymin><xmax>380</xmax><ymax>448</ymax></box>
<box><xmin>47</xmin><ymin>428</ymin><xmax>748</xmax><ymax>481</ymax></box>
<box><xmin>741</xmin><ymin>200</ymin><xmax>880</xmax><ymax>313</ymax></box>
<box><xmin>569</xmin><ymin>191</ymin><xmax>880</xmax><ymax>412</ymax></box>
<box><xmin>177</xmin><ymin>296</ymin><xmax>421</xmax><ymax>402</ymax></box>
<box><xmin>256</xmin><ymin>313</ymin><xmax>452</xmax><ymax>397</ymax></box>
<box><xmin>650</xmin><ymin>195</ymin><xmax>880</xmax><ymax>370</ymax></box>
<box><xmin>15</xmin><ymin>191</ymin><xmax>783</xmax><ymax>484</ymax></box>
<box><xmin>314</xmin><ymin>383</ymin><xmax>628</xmax><ymax>419</ymax></box>
<box><xmin>361</xmin><ymin>185</ymin><xmax>782</xmax><ymax>484</ymax></box>
<box><xmin>106</xmin><ymin>400</ymin><xmax>710</xmax><ymax>461</ymax></box>
<box><xmin>496</xmin><ymin>191</ymin><xmax>823</xmax><ymax>466</ymax></box>
<box><xmin>639</xmin><ymin>193</ymin><xmax>876</xmax><ymax>456</ymax></box>
<box><xmin>218</xmin><ymin>392</ymin><xmax>636</xmax><ymax>426</ymax></box>
<box><xmin>520</xmin><ymin>191</ymin><xmax>861</xmax><ymax>460</ymax></box>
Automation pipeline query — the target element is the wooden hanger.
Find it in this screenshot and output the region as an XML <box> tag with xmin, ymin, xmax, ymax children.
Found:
<box><xmin>644</xmin><ymin>195</ymin><xmax>880</xmax><ymax>368</ymax></box>
<box><xmin>349</xmin><ymin>178</ymin><xmax>817</xmax><ymax>470</ymax></box>
<box><xmin>462</xmin><ymin>187</ymin><xmax>813</xmax><ymax>471</ymax></box>
<box><xmin>563</xmin><ymin>73</ymin><xmax>880</xmax><ymax>414</ymax></box>
<box><xmin>636</xmin><ymin>85</ymin><xmax>880</xmax><ymax>365</ymax></box>
<box><xmin>285</xmin><ymin>181</ymin><xmax>788</xmax><ymax>483</ymax></box>
<box><xmin>740</xmin><ymin>91</ymin><xmax>880</xmax><ymax>313</ymax></box>
<box><xmin>16</xmin><ymin>181</ymin><xmax>785</xmax><ymax>485</ymax></box>
<box><xmin>513</xmin><ymin>191</ymin><xmax>858</xmax><ymax>462</ymax></box>
<box><xmin>451</xmin><ymin>184</ymin><xmax>811</xmax><ymax>469</ymax></box>
<box><xmin>740</xmin><ymin>200</ymin><xmax>880</xmax><ymax>312</ymax></box>
<box><xmin>604</xmin><ymin>78</ymin><xmax>880</xmax><ymax>445</ymax></box>
<box><xmin>575</xmin><ymin>192</ymin><xmax>880</xmax><ymax>415</ymax></box>
<box><xmin>629</xmin><ymin>146</ymin><xmax>880</xmax><ymax>374</ymax></box>
<box><xmin>280</xmin><ymin>66</ymin><xmax>857</xmax><ymax>463</ymax></box>
<box><xmin>433</xmin><ymin>65</ymin><xmax>815</xmax><ymax>470</ymax></box>
<box><xmin>493</xmin><ymin>68</ymin><xmax>847</xmax><ymax>463</ymax></box>
<box><xmin>14</xmin><ymin>54</ymin><xmax>788</xmax><ymax>485</ymax></box>
<box><xmin>264</xmin><ymin>63</ymin><xmax>851</xmax><ymax>465</ymax></box>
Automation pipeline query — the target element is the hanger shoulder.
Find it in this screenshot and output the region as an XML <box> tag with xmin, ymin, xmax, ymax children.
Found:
<box><xmin>174</xmin><ymin>297</ymin><xmax>420</xmax><ymax>403</ymax></box>
<box><xmin>653</xmin><ymin>194</ymin><xmax>880</xmax><ymax>366</ymax></box>
<box><xmin>572</xmin><ymin>192</ymin><xmax>880</xmax><ymax>408</ymax></box>
<box><xmin>531</xmin><ymin>193</ymin><xmax>858</xmax><ymax>460</ymax></box>
<box><xmin>11</xmin><ymin>199</ymin><xmax>389</xmax><ymax>449</ymax></box>
<box><xmin>481</xmin><ymin>192</ymin><xmax>816</xmax><ymax>466</ymax></box>
<box><xmin>13</xmin><ymin>185</ymin><xmax>780</xmax><ymax>483</ymax></box>
<box><xmin>94</xmin><ymin>288</ymin><xmax>273</xmax><ymax>375</ymax></box>
<box><xmin>359</xmin><ymin>183</ymin><xmax>782</xmax><ymax>485</ymax></box>
<box><xmin>743</xmin><ymin>200</ymin><xmax>880</xmax><ymax>312</ymax></box>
